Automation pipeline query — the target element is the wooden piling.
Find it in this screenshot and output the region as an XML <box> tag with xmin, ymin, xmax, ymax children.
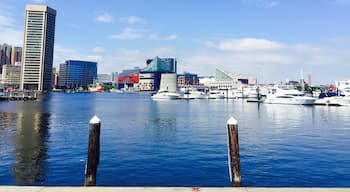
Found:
<box><xmin>84</xmin><ymin>115</ymin><xmax>101</xmax><ymax>186</ymax></box>
<box><xmin>227</xmin><ymin>117</ymin><xmax>241</xmax><ymax>187</ymax></box>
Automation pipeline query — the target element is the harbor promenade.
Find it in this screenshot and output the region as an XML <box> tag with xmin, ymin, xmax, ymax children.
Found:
<box><xmin>1</xmin><ymin>187</ymin><xmax>349</xmax><ymax>192</ymax></box>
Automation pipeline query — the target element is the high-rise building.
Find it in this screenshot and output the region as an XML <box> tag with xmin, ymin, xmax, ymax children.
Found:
<box><xmin>0</xmin><ymin>44</ymin><xmax>12</xmax><ymax>73</ymax></box>
<box><xmin>11</xmin><ymin>46</ymin><xmax>22</xmax><ymax>65</ymax></box>
<box><xmin>58</xmin><ymin>60</ymin><xmax>97</xmax><ymax>89</ymax></box>
<box><xmin>0</xmin><ymin>44</ymin><xmax>12</xmax><ymax>65</ymax></box>
<box><xmin>21</xmin><ymin>5</ymin><xmax>56</xmax><ymax>91</ymax></box>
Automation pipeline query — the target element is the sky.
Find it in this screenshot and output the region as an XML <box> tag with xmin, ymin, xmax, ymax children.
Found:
<box><xmin>1</xmin><ymin>0</ymin><xmax>350</xmax><ymax>84</ymax></box>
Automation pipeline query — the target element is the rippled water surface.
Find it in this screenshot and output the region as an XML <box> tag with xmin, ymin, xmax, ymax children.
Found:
<box><xmin>0</xmin><ymin>93</ymin><xmax>349</xmax><ymax>186</ymax></box>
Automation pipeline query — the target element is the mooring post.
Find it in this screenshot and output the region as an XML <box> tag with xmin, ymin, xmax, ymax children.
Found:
<box><xmin>84</xmin><ymin>115</ymin><xmax>101</xmax><ymax>186</ymax></box>
<box><xmin>227</xmin><ymin>117</ymin><xmax>241</xmax><ymax>187</ymax></box>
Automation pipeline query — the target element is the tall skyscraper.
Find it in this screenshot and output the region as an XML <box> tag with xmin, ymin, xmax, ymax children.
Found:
<box><xmin>21</xmin><ymin>5</ymin><xmax>56</xmax><ymax>91</ymax></box>
<box><xmin>0</xmin><ymin>44</ymin><xmax>12</xmax><ymax>73</ymax></box>
<box><xmin>11</xmin><ymin>46</ymin><xmax>22</xmax><ymax>65</ymax></box>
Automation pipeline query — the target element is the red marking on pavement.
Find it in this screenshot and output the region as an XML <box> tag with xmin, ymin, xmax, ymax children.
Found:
<box><xmin>192</xmin><ymin>187</ymin><xmax>200</xmax><ymax>192</ymax></box>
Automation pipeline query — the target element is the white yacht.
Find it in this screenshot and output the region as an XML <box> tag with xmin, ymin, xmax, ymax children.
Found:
<box><xmin>182</xmin><ymin>89</ymin><xmax>207</xmax><ymax>99</ymax></box>
<box><xmin>151</xmin><ymin>91</ymin><xmax>181</xmax><ymax>100</ymax></box>
<box><xmin>151</xmin><ymin>73</ymin><xmax>181</xmax><ymax>100</ymax></box>
<box><xmin>264</xmin><ymin>86</ymin><xmax>316</xmax><ymax>105</ymax></box>
<box><xmin>208</xmin><ymin>90</ymin><xmax>225</xmax><ymax>99</ymax></box>
<box><xmin>315</xmin><ymin>96</ymin><xmax>350</xmax><ymax>106</ymax></box>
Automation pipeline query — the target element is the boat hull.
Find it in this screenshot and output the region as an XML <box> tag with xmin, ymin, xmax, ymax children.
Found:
<box><xmin>264</xmin><ymin>97</ymin><xmax>315</xmax><ymax>105</ymax></box>
<box><xmin>151</xmin><ymin>92</ymin><xmax>181</xmax><ymax>100</ymax></box>
<box><xmin>315</xmin><ymin>97</ymin><xmax>350</xmax><ymax>106</ymax></box>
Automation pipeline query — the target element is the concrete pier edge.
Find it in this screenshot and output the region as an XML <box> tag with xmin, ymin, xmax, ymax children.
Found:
<box><xmin>1</xmin><ymin>187</ymin><xmax>350</xmax><ymax>192</ymax></box>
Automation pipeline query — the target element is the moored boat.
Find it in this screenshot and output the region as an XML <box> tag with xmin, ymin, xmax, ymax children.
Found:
<box><xmin>151</xmin><ymin>91</ymin><xmax>181</xmax><ymax>100</ymax></box>
<box><xmin>208</xmin><ymin>90</ymin><xmax>225</xmax><ymax>99</ymax></box>
<box><xmin>88</xmin><ymin>86</ymin><xmax>104</xmax><ymax>92</ymax></box>
<box><xmin>264</xmin><ymin>86</ymin><xmax>316</xmax><ymax>105</ymax></box>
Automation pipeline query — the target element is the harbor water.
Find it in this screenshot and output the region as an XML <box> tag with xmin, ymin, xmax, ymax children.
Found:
<box><xmin>0</xmin><ymin>93</ymin><xmax>349</xmax><ymax>187</ymax></box>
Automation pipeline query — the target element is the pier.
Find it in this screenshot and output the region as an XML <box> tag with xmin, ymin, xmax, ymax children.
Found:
<box><xmin>0</xmin><ymin>91</ymin><xmax>37</xmax><ymax>101</ymax></box>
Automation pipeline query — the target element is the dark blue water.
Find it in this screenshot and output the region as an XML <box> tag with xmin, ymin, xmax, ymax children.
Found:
<box><xmin>0</xmin><ymin>93</ymin><xmax>349</xmax><ymax>187</ymax></box>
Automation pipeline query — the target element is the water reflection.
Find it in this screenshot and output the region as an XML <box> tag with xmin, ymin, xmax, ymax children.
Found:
<box><xmin>262</xmin><ymin>104</ymin><xmax>313</xmax><ymax>129</ymax></box>
<box><xmin>145</xmin><ymin>100</ymin><xmax>177</xmax><ymax>143</ymax></box>
<box><xmin>12</xmin><ymin>100</ymin><xmax>50</xmax><ymax>185</ymax></box>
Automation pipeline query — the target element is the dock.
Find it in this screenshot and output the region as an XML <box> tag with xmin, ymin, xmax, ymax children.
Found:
<box><xmin>0</xmin><ymin>91</ymin><xmax>37</xmax><ymax>101</ymax></box>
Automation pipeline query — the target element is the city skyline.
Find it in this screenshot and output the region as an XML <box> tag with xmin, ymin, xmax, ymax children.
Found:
<box><xmin>1</xmin><ymin>0</ymin><xmax>350</xmax><ymax>84</ymax></box>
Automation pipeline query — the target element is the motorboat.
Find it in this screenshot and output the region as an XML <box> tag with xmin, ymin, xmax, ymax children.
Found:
<box><xmin>181</xmin><ymin>88</ymin><xmax>207</xmax><ymax>99</ymax></box>
<box><xmin>88</xmin><ymin>86</ymin><xmax>104</xmax><ymax>92</ymax></box>
<box><xmin>208</xmin><ymin>90</ymin><xmax>225</xmax><ymax>99</ymax></box>
<box><xmin>315</xmin><ymin>96</ymin><xmax>350</xmax><ymax>106</ymax></box>
<box><xmin>264</xmin><ymin>86</ymin><xmax>316</xmax><ymax>105</ymax></box>
<box><xmin>151</xmin><ymin>91</ymin><xmax>181</xmax><ymax>100</ymax></box>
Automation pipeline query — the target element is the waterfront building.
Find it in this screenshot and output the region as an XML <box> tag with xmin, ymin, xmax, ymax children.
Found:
<box><xmin>117</xmin><ymin>68</ymin><xmax>140</xmax><ymax>89</ymax></box>
<box><xmin>146</xmin><ymin>57</ymin><xmax>177</xmax><ymax>73</ymax></box>
<box><xmin>1</xmin><ymin>64</ymin><xmax>22</xmax><ymax>88</ymax></box>
<box><xmin>139</xmin><ymin>56</ymin><xmax>177</xmax><ymax>92</ymax></box>
<box><xmin>215</xmin><ymin>68</ymin><xmax>257</xmax><ymax>85</ymax></box>
<box><xmin>199</xmin><ymin>71</ymin><xmax>240</xmax><ymax>90</ymax></box>
<box><xmin>97</xmin><ymin>74</ymin><xmax>112</xmax><ymax>84</ymax></box>
<box><xmin>177</xmin><ymin>72</ymin><xmax>199</xmax><ymax>88</ymax></box>
<box><xmin>159</xmin><ymin>73</ymin><xmax>177</xmax><ymax>92</ymax></box>
<box><xmin>21</xmin><ymin>5</ymin><xmax>56</xmax><ymax>91</ymax></box>
<box><xmin>111</xmin><ymin>72</ymin><xmax>118</xmax><ymax>83</ymax></box>
<box><xmin>58</xmin><ymin>60</ymin><xmax>97</xmax><ymax>89</ymax></box>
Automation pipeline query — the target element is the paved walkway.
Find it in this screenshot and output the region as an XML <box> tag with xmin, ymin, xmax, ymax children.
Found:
<box><xmin>1</xmin><ymin>187</ymin><xmax>349</xmax><ymax>192</ymax></box>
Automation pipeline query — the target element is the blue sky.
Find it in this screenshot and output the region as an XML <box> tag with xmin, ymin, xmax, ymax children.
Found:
<box><xmin>1</xmin><ymin>0</ymin><xmax>350</xmax><ymax>84</ymax></box>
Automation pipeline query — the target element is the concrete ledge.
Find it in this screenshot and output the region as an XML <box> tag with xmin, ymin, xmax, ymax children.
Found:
<box><xmin>1</xmin><ymin>187</ymin><xmax>350</xmax><ymax>192</ymax></box>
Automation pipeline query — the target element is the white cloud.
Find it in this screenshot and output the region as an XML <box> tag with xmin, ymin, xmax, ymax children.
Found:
<box><xmin>166</xmin><ymin>34</ymin><xmax>177</xmax><ymax>41</ymax></box>
<box><xmin>184</xmin><ymin>37</ymin><xmax>350</xmax><ymax>84</ymax></box>
<box><xmin>147</xmin><ymin>33</ymin><xmax>178</xmax><ymax>41</ymax></box>
<box><xmin>93</xmin><ymin>46</ymin><xmax>105</xmax><ymax>53</ymax></box>
<box><xmin>87</xmin><ymin>55</ymin><xmax>103</xmax><ymax>61</ymax></box>
<box><xmin>54</xmin><ymin>45</ymin><xmax>83</xmax><ymax>66</ymax></box>
<box><xmin>109</xmin><ymin>28</ymin><xmax>143</xmax><ymax>40</ymax></box>
<box><xmin>218</xmin><ymin>38</ymin><xmax>285</xmax><ymax>52</ymax></box>
<box><xmin>241</xmin><ymin>0</ymin><xmax>279</xmax><ymax>7</ymax></box>
<box><xmin>148</xmin><ymin>33</ymin><xmax>159</xmax><ymax>40</ymax></box>
<box><xmin>55</xmin><ymin>35</ymin><xmax>350</xmax><ymax>85</ymax></box>
<box><xmin>120</xmin><ymin>16</ymin><xmax>145</xmax><ymax>24</ymax></box>
<box><xmin>0</xmin><ymin>6</ymin><xmax>23</xmax><ymax>45</ymax></box>
<box><xmin>0</xmin><ymin>15</ymin><xmax>15</xmax><ymax>27</ymax></box>
<box><xmin>88</xmin><ymin>47</ymin><xmax>176</xmax><ymax>74</ymax></box>
<box><xmin>192</xmin><ymin>39</ymin><xmax>216</xmax><ymax>48</ymax></box>
<box><xmin>0</xmin><ymin>27</ymin><xmax>23</xmax><ymax>46</ymax></box>
<box><xmin>96</xmin><ymin>13</ymin><xmax>114</xmax><ymax>23</ymax></box>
